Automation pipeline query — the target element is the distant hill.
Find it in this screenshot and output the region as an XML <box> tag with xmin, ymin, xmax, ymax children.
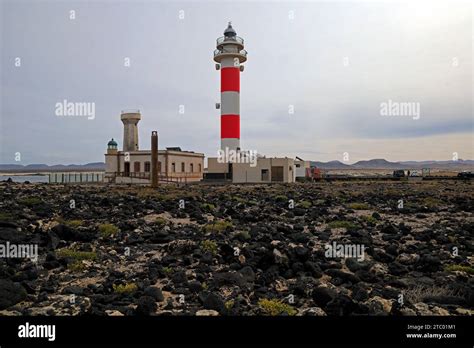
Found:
<box><xmin>1</xmin><ymin>159</ymin><xmax>473</xmax><ymax>172</ymax></box>
<box><xmin>311</xmin><ymin>160</ymin><xmax>352</xmax><ymax>169</ymax></box>
<box><xmin>352</xmin><ymin>159</ymin><xmax>401</xmax><ymax>169</ymax></box>
<box><xmin>310</xmin><ymin>159</ymin><xmax>473</xmax><ymax>170</ymax></box>
<box><xmin>0</xmin><ymin>162</ymin><xmax>105</xmax><ymax>172</ymax></box>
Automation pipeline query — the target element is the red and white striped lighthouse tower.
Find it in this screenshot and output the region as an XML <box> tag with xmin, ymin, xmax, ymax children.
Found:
<box><xmin>214</xmin><ymin>22</ymin><xmax>247</xmax><ymax>152</ymax></box>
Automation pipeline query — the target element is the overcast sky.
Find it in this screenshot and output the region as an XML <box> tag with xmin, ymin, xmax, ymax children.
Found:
<box><xmin>1</xmin><ymin>0</ymin><xmax>472</xmax><ymax>164</ymax></box>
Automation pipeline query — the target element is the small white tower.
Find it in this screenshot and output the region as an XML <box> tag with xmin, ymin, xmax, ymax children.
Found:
<box><xmin>121</xmin><ymin>110</ymin><xmax>141</xmax><ymax>152</ymax></box>
<box><xmin>107</xmin><ymin>138</ymin><xmax>118</xmax><ymax>155</ymax></box>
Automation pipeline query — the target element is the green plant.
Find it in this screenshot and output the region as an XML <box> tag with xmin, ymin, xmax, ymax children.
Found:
<box><xmin>232</xmin><ymin>196</ymin><xmax>246</xmax><ymax>204</ymax></box>
<box><xmin>403</xmin><ymin>285</ymin><xmax>459</xmax><ymax>304</ymax></box>
<box><xmin>18</xmin><ymin>197</ymin><xmax>42</xmax><ymax>206</ymax></box>
<box><xmin>153</xmin><ymin>217</ymin><xmax>167</xmax><ymax>227</ymax></box>
<box><xmin>328</xmin><ymin>220</ymin><xmax>359</xmax><ymax>230</ymax></box>
<box><xmin>204</xmin><ymin>220</ymin><xmax>233</xmax><ymax>233</ymax></box>
<box><xmin>445</xmin><ymin>265</ymin><xmax>474</xmax><ymax>275</ymax></box>
<box><xmin>258</xmin><ymin>298</ymin><xmax>296</xmax><ymax>316</ymax></box>
<box><xmin>98</xmin><ymin>223</ymin><xmax>119</xmax><ymax>237</ymax></box>
<box><xmin>162</xmin><ymin>266</ymin><xmax>173</xmax><ymax>275</ymax></box>
<box><xmin>201</xmin><ymin>203</ymin><xmax>216</xmax><ymax>211</ymax></box>
<box><xmin>65</xmin><ymin>219</ymin><xmax>84</xmax><ymax>228</ymax></box>
<box><xmin>113</xmin><ymin>283</ymin><xmax>138</xmax><ymax>294</ymax></box>
<box><xmin>299</xmin><ymin>200</ymin><xmax>312</xmax><ymax>209</ymax></box>
<box><xmin>200</xmin><ymin>240</ymin><xmax>218</xmax><ymax>255</ymax></box>
<box><xmin>274</xmin><ymin>195</ymin><xmax>288</xmax><ymax>202</ymax></box>
<box><xmin>67</xmin><ymin>261</ymin><xmax>86</xmax><ymax>272</ymax></box>
<box><xmin>225</xmin><ymin>300</ymin><xmax>235</xmax><ymax>310</ymax></box>
<box><xmin>235</xmin><ymin>230</ymin><xmax>251</xmax><ymax>241</ymax></box>
<box><xmin>422</xmin><ymin>197</ymin><xmax>442</xmax><ymax>208</ymax></box>
<box><xmin>347</xmin><ymin>202</ymin><xmax>370</xmax><ymax>210</ymax></box>
<box><xmin>0</xmin><ymin>212</ymin><xmax>13</xmax><ymax>221</ymax></box>
<box><xmin>56</xmin><ymin>248</ymin><xmax>97</xmax><ymax>261</ymax></box>
<box><xmin>361</xmin><ymin>215</ymin><xmax>378</xmax><ymax>224</ymax></box>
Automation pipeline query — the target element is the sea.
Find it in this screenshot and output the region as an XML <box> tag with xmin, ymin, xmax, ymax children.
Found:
<box><xmin>0</xmin><ymin>175</ymin><xmax>49</xmax><ymax>183</ymax></box>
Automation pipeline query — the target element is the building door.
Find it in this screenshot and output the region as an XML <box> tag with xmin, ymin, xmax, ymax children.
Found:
<box><xmin>134</xmin><ymin>162</ymin><xmax>140</xmax><ymax>173</ymax></box>
<box><xmin>228</xmin><ymin>163</ymin><xmax>233</xmax><ymax>180</ymax></box>
<box><xmin>271</xmin><ymin>166</ymin><xmax>284</xmax><ymax>182</ymax></box>
<box><xmin>124</xmin><ymin>162</ymin><xmax>130</xmax><ymax>176</ymax></box>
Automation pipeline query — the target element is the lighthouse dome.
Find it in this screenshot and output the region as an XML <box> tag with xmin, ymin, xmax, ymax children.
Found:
<box><xmin>107</xmin><ymin>138</ymin><xmax>118</xmax><ymax>147</ymax></box>
<box><xmin>224</xmin><ymin>22</ymin><xmax>236</xmax><ymax>37</ymax></box>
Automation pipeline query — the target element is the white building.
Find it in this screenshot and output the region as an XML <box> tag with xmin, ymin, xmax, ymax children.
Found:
<box><xmin>105</xmin><ymin>110</ymin><xmax>204</xmax><ymax>184</ymax></box>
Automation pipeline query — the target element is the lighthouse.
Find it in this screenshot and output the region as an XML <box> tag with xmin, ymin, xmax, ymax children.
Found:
<box><xmin>214</xmin><ymin>22</ymin><xmax>247</xmax><ymax>152</ymax></box>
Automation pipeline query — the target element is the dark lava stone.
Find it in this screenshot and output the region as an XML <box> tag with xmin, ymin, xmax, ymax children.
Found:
<box><xmin>51</xmin><ymin>224</ymin><xmax>95</xmax><ymax>242</ymax></box>
<box><xmin>0</xmin><ymin>227</ymin><xmax>29</xmax><ymax>243</ymax></box>
<box><xmin>171</xmin><ymin>271</ymin><xmax>188</xmax><ymax>285</ymax></box>
<box><xmin>220</xmin><ymin>244</ymin><xmax>234</xmax><ymax>262</ymax></box>
<box><xmin>202</xmin><ymin>292</ymin><xmax>225</xmax><ymax>313</ymax></box>
<box><xmin>345</xmin><ymin>258</ymin><xmax>370</xmax><ymax>272</ymax></box>
<box><xmin>0</xmin><ymin>280</ymin><xmax>27</xmax><ymax>310</ymax></box>
<box><xmin>144</xmin><ymin>286</ymin><xmax>164</xmax><ymax>302</ymax></box>
<box><xmin>239</xmin><ymin>266</ymin><xmax>256</xmax><ymax>284</ymax></box>
<box><xmin>135</xmin><ymin>296</ymin><xmax>157</xmax><ymax>316</ymax></box>
<box><xmin>213</xmin><ymin>272</ymin><xmax>245</xmax><ymax>287</ymax></box>
<box><xmin>417</xmin><ymin>255</ymin><xmax>442</xmax><ymax>273</ymax></box>
<box><xmin>291</xmin><ymin>262</ymin><xmax>305</xmax><ymax>273</ymax></box>
<box><xmin>385</xmin><ymin>244</ymin><xmax>399</xmax><ymax>256</ymax></box>
<box><xmin>325</xmin><ymin>294</ymin><xmax>358</xmax><ymax>316</ymax></box>
<box><xmin>290</xmin><ymin>233</ymin><xmax>310</xmax><ymax>243</ymax></box>
<box><xmin>62</xmin><ymin>285</ymin><xmax>84</xmax><ymax>296</ymax></box>
<box><xmin>304</xmin><ymin>261</ymin><xmax>322</xmax><ymax>278</ymax></box>
<box><xmin>371</xmin><ymin>212</ymin><xmax>381</xmax><ymax>220</ymax></box>
<box><xmin>373</xmin><ymin>287</ymin><xmax>400</xmax><ymax>299</ymax></box>
<box><xmin>320</xmin><ymin>262</ymin><xmax>343</xmax><ymax>271</ymax></box>
<box><xmin>201</xmin><ymin>253</ymin><xmax>213</xmax><ymax>265</ymax></box>
<box><xmin>150</xmin><ymin>230</ymin><xmax>171</xmax><ymax>243</ymax></box>
<box><xmin>352</xmin><ymin>286</ymin><xmax>369</xmax><ymax>302</ymax></box>
<box><xmin>188</xmin><ymin>281</ymin><xmax>202</xmax><ymax>293</ymax></box>
<box><xmin>380</xmin><ymin>224</ymin><xmax>398</xmax><ymax>235</ymax></box>
<box><xmin>355</xmin><ymin>270</ymin><xmax>379</xmax><ymax>283</ymax></box>
<box><xmin>388</xmin><ymin>261</ymin><xmax>408</xmax><ymax>276</ymax></box>
<box><xmin>312</xmin><ymin>286</ymin><xmax>337</xmax><ymax>308</ymax></box>
<box><xmin>372</xmin><ymin>249</ymin><xmax>395</xmax><ymax>263</ymax></box>
<box><xmin>293</xmin><ymin>208</ymin><xmax>306</xmax><ymax>217</ymax></box>
<box><xmin>294</xmin><ymin>246</ymin><xmax>310</xmax><ymax>261</ymax></box>
<box><xmin>423</xmin><ymin>295</ymin><xmax>466</xmax><ymax>306</ymax></box>
<box><xmin>325</xmin><ymin>269</ymin><xmax>360</xmax><ymax>284</ymax></box>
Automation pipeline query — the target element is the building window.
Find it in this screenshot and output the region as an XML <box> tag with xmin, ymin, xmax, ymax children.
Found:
<box><xmin>190</xmin><ymin>163</ymin><xmax>194</xmax><ymax>173</ymax></box>
<box><xmin>144</xmin><ymin>162</ymin><xmax>151</xmax><ymax>172</ymax></box>
<box><xmin>134</xmin><ymin>162</ymin><xmax>140</xmax><ymax>173</ymax></box>
<box><xmin>158</xmin><ymin>161</ymin><xmax>162</xmax><ymax>173</ymax></box>
<box><xmin>172</xmin><ymin>163</ymin><xmax>176</xmax><ymax>172</ymax></box>
<box><xmin>198</xmin><ymin>163</ymin><xmax>202</xmax><ymax>172</ymax></box>
<box><xmin>261</xmin><ymin>169</ymin><xmax>269</xmax><ymax>181</ymax></box>
<box><xmin>124</xmin><ymin>162</ymin><xmax>130</xmax><ymax>176</ymax></box>
<box><xmin>296</xmin><ymin>164</ymin><xmax>301</xmax><ymax>168</ymax></box>
<box><xmin>181</xmin><ymin>162</ymin><xmax>185</xmax><ymax>173</ymax></box>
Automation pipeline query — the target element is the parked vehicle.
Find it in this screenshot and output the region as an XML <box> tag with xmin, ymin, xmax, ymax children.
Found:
<box><xmin>393</xmin><ymin>170</ymin><xmax>405</xmax><ymax>178</ymax></box>
<box><xmin>306</xmin><ymin>167</ymin><xmax>323</xmax><ymax>181</ymax></box>
<box><xmin>457</xmin><ymin>171</ymin><xmax>474</xmax><ymax>179</ymax></box>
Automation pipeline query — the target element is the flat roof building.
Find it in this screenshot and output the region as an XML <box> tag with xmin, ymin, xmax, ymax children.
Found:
<box><xmin>105</xmin><ymin>110</ymin><xmax>204</xmax><ymax>184</ymax></box>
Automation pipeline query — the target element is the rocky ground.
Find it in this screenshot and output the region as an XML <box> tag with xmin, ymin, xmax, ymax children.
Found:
<box><xmin>0</xmin><ymin>180</ymin><xmax>472</xmax><ymax>316</ymax></box>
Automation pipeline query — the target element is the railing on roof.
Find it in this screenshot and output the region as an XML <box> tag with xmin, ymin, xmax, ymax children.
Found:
<box><xmin>214</xmin><ymin>49</ymin><xmax>248</xmax><ymax>58</ymax></box>
<box><xmin>216</xmin><ymin>36</ymin><xmax>244</xmax><ymax>45</ymax></box>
